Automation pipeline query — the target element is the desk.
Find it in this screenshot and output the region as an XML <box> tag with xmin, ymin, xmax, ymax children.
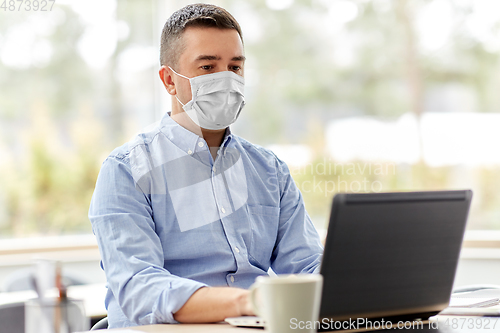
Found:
<box><xmin>105</xmin><ymin>323</ymin><xmax>254</xmax><ymax>332</ymax></box>
<box><xmin>93</xmin><ymin>316</ymin><xmax>500</xmax><ymax>332</ymax></box>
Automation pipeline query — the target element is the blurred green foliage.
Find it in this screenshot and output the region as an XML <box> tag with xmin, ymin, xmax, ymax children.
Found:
<box><xmin>1</xmin><ymin>0</ymin><xmax>500</xmax><ymax>236</ymax></box>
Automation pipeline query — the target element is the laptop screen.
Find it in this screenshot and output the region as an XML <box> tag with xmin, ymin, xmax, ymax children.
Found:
<box><xmin>320</xmin><ymin>190</ymin><xmax>472</xmax><ymax>321</ymax></box>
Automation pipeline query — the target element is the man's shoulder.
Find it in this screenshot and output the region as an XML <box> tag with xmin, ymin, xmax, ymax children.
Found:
<box><xmin>105</xmin><ymin>121</ymin><xmax>163</xmax><ymax>164</ymax></box>
<box><xmin>100</xmin><ymin>121</ymin><xmax>169</xmax><ymax>187</ymax></box>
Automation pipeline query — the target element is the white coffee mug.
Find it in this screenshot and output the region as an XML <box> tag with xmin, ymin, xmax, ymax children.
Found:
<box><xmin>249</xmin><ymin>274</ymin><xmax>323</xmax><ymax>333</ymax></box>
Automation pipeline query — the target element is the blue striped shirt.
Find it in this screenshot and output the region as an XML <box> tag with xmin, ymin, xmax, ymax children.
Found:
<box><xmin>89</xmin><ymin>113</ymin><xmax>323</xmax><ymax>328</ymax></box>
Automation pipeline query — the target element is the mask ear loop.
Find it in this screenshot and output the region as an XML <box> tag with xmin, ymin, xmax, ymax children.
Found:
<box><xmin>168</xmin><ymin>66</ymin><xmax>191</xmax><ymax>80</ymax></box>
<box><xmin>175</xmin><ymin>96</ymin><xmax>186</xmax><ymax>107</ymax></box>
<box><xmin>168</xmin><ymin>66</ymin><xmax>191</xmax><ymax>107</ymax></box>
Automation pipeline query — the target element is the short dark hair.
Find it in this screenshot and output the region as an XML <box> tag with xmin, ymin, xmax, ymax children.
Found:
<box><xmin>160</xmin><ymin>3</ymin><xmax>243</xmax><ymax>69</ymax></box>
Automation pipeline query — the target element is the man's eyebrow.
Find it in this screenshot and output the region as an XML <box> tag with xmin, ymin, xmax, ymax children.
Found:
<box><xmin>194</xmin><ymin>55</ymin><xmax>246</xmax><ymax>62</ymax></box>
<box><xmin>232</xmin><ymin>55</ymin><xmax>246</xmax><ymax>62</ymax></box>
<box><xmin>195</xmin><ymin>55</ymin><xmax>221</xmax><ymax>61</ymax></box>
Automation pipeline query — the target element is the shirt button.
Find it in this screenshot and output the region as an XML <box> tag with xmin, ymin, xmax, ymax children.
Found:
<box><xmin>235</xmin><ymin>247</ymin><xmax>240</xmax><ymax>253</ymax></box>
<box><xmin>213</xmin><ymin>167</ymin><xmax>216</xmax><ymax>173</ymax></box>
<box><xmin>230</xmin><ymin>276</ymin><xmax>235</xmax><ymax>283</ymax></box>
<box><xmin>220</xmin><ymin>207</ymin><xmax>226</xmax><ymax>214</ymax></box>
<box><xmin>187</xmin><ymin>149</ymin><xmax>193</xmax><ymax>155</ymax></box>
<box><xmin>198</xmin><ymin>142</ymin><xmax>204</xmax><ymax>148</ymax></box>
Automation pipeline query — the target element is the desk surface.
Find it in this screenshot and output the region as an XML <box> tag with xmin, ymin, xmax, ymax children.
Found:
<box><xmin>99</xmin><ymin>317</ymin><xmax>500</xmax><ymax>333</ymax></box>
<box><xmin>106</xmin><ymin>323</ymin><xmax>254</xmax><ymax>332</ymax></box>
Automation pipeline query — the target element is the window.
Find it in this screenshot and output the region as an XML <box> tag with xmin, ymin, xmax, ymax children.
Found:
<box><xmin>1</xmin><ymin>0</ymin><xmax>500</xmax><ymax>239</ymax></box>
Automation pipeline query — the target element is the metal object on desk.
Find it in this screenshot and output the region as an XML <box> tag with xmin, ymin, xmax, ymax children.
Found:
<box><xmin>25</xmin><ymin>298</ymin><xmax>89</xmax><ymax>333</ymax></box>
<box><xmin>23</xmin><ymin>259</ymin><xmax>90</xmax><ymax>333</ymax></box>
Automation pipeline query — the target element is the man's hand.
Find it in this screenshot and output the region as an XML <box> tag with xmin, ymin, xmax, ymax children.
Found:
<box><xmin>173</xmin><ymin>287</ymin><xmax>255</xmax><ymax>323</ymax></box>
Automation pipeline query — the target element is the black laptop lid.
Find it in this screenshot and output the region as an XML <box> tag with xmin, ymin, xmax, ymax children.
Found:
<box><xmin>319</xmin><ymin>190</ymin><xmax>472</xmax><ymax>321</ymax></box>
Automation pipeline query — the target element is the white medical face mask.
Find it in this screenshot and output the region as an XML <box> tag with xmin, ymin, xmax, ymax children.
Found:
<box><xmin>169</xmin><ymin>67</ymin><xmax>245</xmax><ymax>130</ymax></box>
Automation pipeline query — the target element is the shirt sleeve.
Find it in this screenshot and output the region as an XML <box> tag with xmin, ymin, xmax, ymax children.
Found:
<box><xmin>270</xmin><ymin>156</ymin><xmax>324</xmax><ymax>274</ymax></box>
<box><xmin>89</xmin><ymin>154</ymin><xmax>207</xmax><ymax>325</ymax></box>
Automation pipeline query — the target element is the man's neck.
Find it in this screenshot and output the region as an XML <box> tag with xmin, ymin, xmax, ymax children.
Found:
<box><xmin>170</xmin><ymin>108</ymin><xmax>226</xmax><ymax>160</ymax></box>
<box><xmin>201</xmin><ymin>128</ymin><xmax>225</xmax><ymax>148</ymax></box>
<box><xmin>201</xmin><ymin>128</ymin><xmax>225</xmax><ymax>161</ymax></box>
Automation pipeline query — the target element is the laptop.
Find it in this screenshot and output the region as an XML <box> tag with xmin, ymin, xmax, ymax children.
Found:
<box><xmin>226</xmin><ymin>190</ymin><xmax>473</xmax><ymax>330</ymax></box>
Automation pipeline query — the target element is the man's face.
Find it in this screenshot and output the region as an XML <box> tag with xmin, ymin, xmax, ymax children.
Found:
<box><xmin>168</xmin><ymin>27</ymin><xmax>245</xmax><ymax>110</ymax></box>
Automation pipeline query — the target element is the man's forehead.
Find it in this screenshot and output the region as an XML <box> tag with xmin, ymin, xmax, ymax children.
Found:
<box><xmin>182</xmin><ymin>27</ymin><xmax>243</xmax><ymax>50</ymax></box>
<box><xmin>182</xmin><ymin>25</ymin><xmax>242</xmax><ymax>39</ymax></box>
<box><xmin>174</xmin><ymin>27</ymin><xmax>244</xmax><ymax>70</ymax></box>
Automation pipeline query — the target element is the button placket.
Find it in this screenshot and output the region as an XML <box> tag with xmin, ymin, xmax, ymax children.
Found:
<box><xmin>212</xmin><ymin>161</ymin><xmax>231</xmax><ymax>218</ymax></box>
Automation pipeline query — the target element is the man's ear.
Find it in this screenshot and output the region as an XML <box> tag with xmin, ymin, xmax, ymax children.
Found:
<box><xmin>159</xmin><ymin>65</ymin><xmax>176</xmax><ymax>95</ymax></box>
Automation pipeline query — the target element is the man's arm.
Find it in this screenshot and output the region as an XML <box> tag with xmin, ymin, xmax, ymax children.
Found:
<box><xmin>270</xmin><ymin>155</ymin><xmax>324</xmax><ymax>274</ymax></box>
<box><xmin>173</xmin><ymin>287</ymin><xmax>254</xmax><ymax>323</ymax></box>
<box><xmin>91</xmin><ymin>153</ymin><xmax>256</xmax><ymax>325</ymax></box>
<box><xmin>90</xmin><ymin>154</ymin><xmax>208</xmax><ymax>325</ymax></box>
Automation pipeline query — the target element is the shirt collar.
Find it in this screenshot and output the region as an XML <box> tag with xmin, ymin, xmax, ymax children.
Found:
<box><xmin>221</xmin><ymin>127</ymin><xmax>233</xmax><ymax>148</ymax></box>
<box><xmin>159</xmin><ymin>112</ymin><xmax>234</xmax><ymax>155</ymax></box>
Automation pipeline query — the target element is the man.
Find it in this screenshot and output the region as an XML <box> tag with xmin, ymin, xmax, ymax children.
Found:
<box><xmin>89</xmin><ymin>3</ymin><xmax>323</xmax><ymax>328</ymax></box>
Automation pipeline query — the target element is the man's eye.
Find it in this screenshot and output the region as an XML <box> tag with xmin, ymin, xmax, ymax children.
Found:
<box><xmin>201</xmin><ymin>65</ymin><xmax>212</xmax><ymax>70</ymax></box>
<box><xmin>231</xmin><ymin>66</ymin><xmax>241</xmax><ymax>72</ymax></box>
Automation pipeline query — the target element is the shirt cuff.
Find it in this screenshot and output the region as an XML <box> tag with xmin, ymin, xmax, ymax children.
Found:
<box><xmin>153</xmin><ymin>278</ymin><xmax>208</xmax><ymax>324</ymax></box>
